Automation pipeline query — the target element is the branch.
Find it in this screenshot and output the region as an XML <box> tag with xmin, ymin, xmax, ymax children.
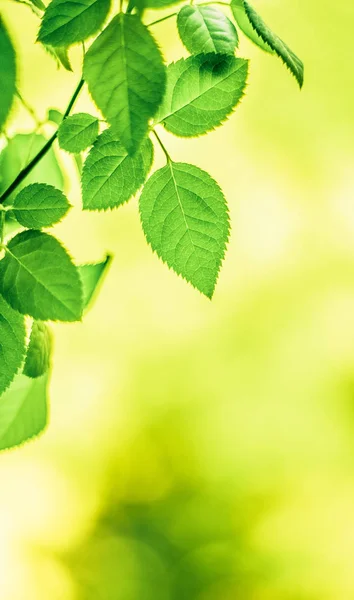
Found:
<box><xmin>0</xmin><ymin>78</ymin><xmax>85</xmax><ymax>206</ymax></box>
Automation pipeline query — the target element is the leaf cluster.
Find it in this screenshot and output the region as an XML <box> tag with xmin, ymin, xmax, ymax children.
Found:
<box><xmin>0</xmin><ymin>0</ymin><xmax>304</xmax><ymax>449</ymax></box>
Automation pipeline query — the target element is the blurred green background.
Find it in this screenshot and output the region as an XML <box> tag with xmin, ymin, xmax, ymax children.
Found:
<box><xmin>1</xmin><ymin>0</ymin><xmax>354</xmax><ymax>598</ymax></box>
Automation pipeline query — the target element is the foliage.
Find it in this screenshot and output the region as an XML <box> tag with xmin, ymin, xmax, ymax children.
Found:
<box><xmin>0</xmin><ymin>0</ymin><xmax>303</xmax><ymax>449</ymax></box>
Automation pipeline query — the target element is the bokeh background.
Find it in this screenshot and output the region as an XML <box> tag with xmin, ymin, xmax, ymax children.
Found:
<box><xmin>1</xmin><ymin>0</ymin><xmax>354</xmax><ymax>598</ymax></box>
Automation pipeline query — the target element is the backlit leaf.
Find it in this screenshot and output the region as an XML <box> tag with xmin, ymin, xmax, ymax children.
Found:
<box><xmin>0</xmin><ymin>373</ymin><xmax>48</xmax><ymax>451</ymax></box>
<box><xmin>139</xmin><ymin>161</ymin><xmax>229</xmax><ymax>298</ymax></box>
<box><xmin>84</xmin><ymin>14</ymin><xmax>166</xmax><ymax>154</ymax></box>
<box><xmin>0</xmin><ymin>230</ymin><xmax>83</xmax><ymax>322</ymax></box>
<box><xmin>82</xmin><ymin>128</ymin><xmax>154</xmax><ymax>210</ymax></box>
<box><xmin>0</xmin><ymin>296</ymin><xmax>26</xmax><ymax>397</ymax></box>
<box><xmin>177</xmin><ymin>5</ymin><xmax>238</xmax><ymax>55</ymax></box>
<box><xmin>78</xmin><ymin>254</ymin><xmax>112</xmax><ymax>309</ymax></box>
<box><xmin>155</xmin><ymin>53</ymin><xmax>248</xmax><ymax>137</ymax></box>
<box><xmin>58</xmin><ymin>113</ymin><xmax>99</xmax><ymax>153</ymax></box>
<box><xmin>0</xmin><ymin>17</ymin><xmax>16</xmax><ymax>131</ymax></box>
<box><xmin>13</xmin><ymin>183</ymin><xmax>70</xmax><ymax>229</ymax></box>
<box><xmin>38</xmin><ymin>0</ymin><xmax>111</xmax><ymax>47</ymax></box>
<box><xmin>24</xmin><ymin>321</ymin><xmax>52</xmax><ymax>379</ymax></box>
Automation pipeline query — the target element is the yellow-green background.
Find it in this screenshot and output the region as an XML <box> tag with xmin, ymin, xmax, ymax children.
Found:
<box><xmin>1</xmin><ymin>0</ymin><xmax>354</xmax><ymax>598</ymax></box>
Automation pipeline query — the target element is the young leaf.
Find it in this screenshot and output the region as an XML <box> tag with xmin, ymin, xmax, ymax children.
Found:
<box><xmin>0</xmin><ymin>373</ymin><xmax>48</xmax><ymax>452</ymax></box>
<box><xmin>0</xmin><ymin>296</ymin><xmax>26</xmax><ymax>397</ymax></box>
<box><xmin>154</xmin><ymin>54</ymin><xmax>248</xmax><ymax>137</ymax></box>
<box><xmin>82</xmin><ymin>128</ymin><xmax>154</xmax><ymax>211</ymax></box>
<box><xmin>84</xmin><ymin>14</ymin><xmax>166</xmax><ymax>154</ymax></box>
<box><xmin>234</xmin><ymin>0</ymin><xmax>303</xmax><ymax>87</ymax></box>
<box><xmin>24</xmin><ymin>321</ymin><xmax>52</xmax><ymax>379</ymax></box>
<box><xmin>0</xmin><ymin>230</ymin><xmax>83</xmax><ymax>322</ymax></box>
<box><xmin>230</xmin><ymin>0</ymin><xmax>273</xmax><ymax>53</ymax></box>
<box><xmin>0</xmin><ymin>133</ymin><xmax>64</xmax><ymax>201</ymax></box>
<box><xmin>13</xmin><ymin>183</ymin><xmax>70</xmax><ymax>229</ymax></box>
<box><xmin>0</xmin><ymin>17</ymin><xmax>16</xmax><ymax>131</ymax></box>
<box><xmin>38</xmin><ymin>0</ymin><xmax>111</xmax><ymax>47</ymax></box>
<box><xmin>177</xmin><ymin>6</ymin><xmax>238</xmax><ymax>55</ymax></box>
<box><xmin>78</xmin><ymin>254</ymin><xmax>112</xmax><ymax>309</ymax></box>
<box><xmin>47</xmin><ymin>108</ymin><xmax>63</xmax><ymax>125</ymax></box>
<box><xmin>58</xmin><ymin>113</ymin><xmax>99</xmax><ymax>153</ymax></box>
<box><xmin>139</xmin><ymin>162</ymin><xmax>229</xmax><ymax>298</ymax></box>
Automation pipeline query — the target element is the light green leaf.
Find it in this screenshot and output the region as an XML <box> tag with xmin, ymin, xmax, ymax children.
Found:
<box><xmin>177</xmin><ymin>5</ymin><xmax>238</xmax><ymax>55</ymax></box>
<box><xmin>139</xmin><ymin>162</ymin><xmax>229</xmax><ymax>298</ymax></box>
<box><xmin>47</xmin><ymin>108</ymin><xmax>63</xmax><ymax>125</ymax></box>
<box><xmin>230</xmin><ymin>0</ymin><xmax>273</xmax><ymax>53</ymax></box>
<box><xmin>0</xmin><ymin>296</ymin><xmax>26</xmax><ymax>397</ymax></box>
<box><xmin>155</xmin><ymin>53</ymin><xmax>248</xmax><ymax>137</ymax></box>
<box><xmin>0</xmin><ymin>133</ymin><xmax>64</xmax><ymax>202</ymax></box>
<box><xmin>0</xmin><ymin>17</ymin><xmax>16</xmax><ymax>131</ymax></box>
<box><xmin>0</xmin><ymin>230</ymin><xmax>83</xmax><ymax>322</ymax></box>
<box><xmin>145</xmin><ymin>0</ymin><xmax>183</xmax><ymax>7</ymax></box>
<box><xmin>30</xmin><ymin>0</ymin><xmax>46</xmax><ymax>9</ymax></box>
<box><xmin>13</xmin><ymin>183</ymin><xmax>70</xmax><ymax>229</ymax></box>
<box><xmin>78</xmin><ymin>254</ymin><xmax>112</xmax><ymax>309</ymax></box>
<box><xmin>24</xmin><ymin>321</ymin><xmax>52</xmax><ymax>379</ymax></box>
<box><xmin>58</xmin><ymin>113</ymin><xmax>99</xmax><ymax>153</ymax></box>
<box><xmin>84</xmin><ymin>14</ymin><xmax>166</xmax><ymax>154</ymax></box>
<box><xmin>82</xmin><ymin>128</ymin><xmax>154</xmax><ymax>211</ymax></box>
<box><xmin>38</xmin><ymin>0</ymin><xmax>111</xmax><ymax>47</ymax></box>
<box><xmin>234</xmin><ymin>0</ymin><xmax>303</xmax><ymax>87</ymax></box>
<box><xmin>0</xmin><ymin>372</ymin><xmax>48</xmax><ymax>451</ymax></box>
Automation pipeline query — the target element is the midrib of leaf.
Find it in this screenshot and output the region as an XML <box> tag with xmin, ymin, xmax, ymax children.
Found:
<box><xmin>156</xmin><ymin>60</ymin><xmax>245</xmax><ymax>123</ymax></box>
<box><xmin>62</xmin><ymin>122</ymin><xmax>96</xmax><ymax>144</ymax></box>
<box><xmin>168</xmin><ymin>162</ymin><xmax>194</xmax><ymax>250</ymax></box>
<box><xmin>5</xmin><ymin>247</ymin><xmax>79</xmax><ymax>319</ymax></box>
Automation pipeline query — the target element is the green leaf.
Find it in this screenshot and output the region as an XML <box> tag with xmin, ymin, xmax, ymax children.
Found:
<box><xmin>230</xmin><ymin>0</ymin><xmax>274</xmax><ymax>53</ymax></box>
<box><xmin>177</xmin><ymin>5</ymin><xmax>238</xmax><ymax>55</ymax></box>
<box><xmin>0</xmin><ymin>373</ymin><xmax>48</xmax><ymax>451</ymax></box>
<box><xmin>0</xmin><ymin>133</ymin><xmax>64</xmax><ymax>202</ymax></box>
<box><xmin>139</xmin><ymin>162</ymin><xmax>229</xmax><ymax>298</ymax></box>
<box><xmin>84</xmin><ymin>14</ymin><xmax>166</xmax><ymax>154</ymax></box>
<box><xmin>82</xmin><ymin>128</ymin><xmax>154</xmax><ymax>211</ymax></box>
<box><xmin>58</xmin><ymin>113</ymin><xmax>99</xmax><ymax>153</ymax></box>
<box><xmin>78</xmin><ymin>254</ymin><xmax>112</xmax><ymax>309</ymax></box>
<box><xmin>155</xmin><ymin>53</ymin><xmax>248</xmax><ymax>137</ymax></box>
<box><xmin>234</xmin><ymin>0</ymin><xmax>303</xmax><ymax>87</ymax></box>
<box><xmin>145</xmin><ymin>0</ymin><xmax>183</xmax><ymax>7</ymax></box>
<box><xmin>0</xmin><ymin>296</ymin><xmax>26</xmax><ymax>397</ymax></box>
<box><xmin>30</xmin><ymin>0</ymin><xmax>46</xmax><ymax>9</ymax></box>
<box><xmin>47</xmin><ymin>108</ymin><xmax>63</xmax><ymax>125</ymax></box>
<box><xmin>13</xmin><ymin>183</ymin><xmax>70</xmax><ymax>229</ymax></box>
<box><xmin>0</xmin><ymin>17</ymin><xmax>16</xmax><ymax>131</ymax></box>
<box><xmin>52</xmin><ymin>46</ymin><xmax>72</xmax><ymax>71</ymax></box>
<box><xmin>23</xmin><ymin>321</ymin><xmax>52</xmax><ymax>379</ymax></box>
<box><xmin>0</xmin><ymin>230</ymin><xmax>83</xmax><ymax>322</ymax></box>
<box><xmin>38</xmin><ymin>0</ymin><xmax>111</xmax><ymax>47</ymax></box>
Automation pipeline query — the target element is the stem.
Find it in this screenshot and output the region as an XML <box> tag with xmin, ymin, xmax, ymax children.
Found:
<box><xmin>0</xmin><ymin>78</ymin><xmax>85</xmax><ymax>206</ymax></box>
<box><xmin>151</xmin><ymin>129</ymin><xmax>172</xmax><ymax>163</ymax></box>
<box><xmin>147</xmin><ymin>12</ymin><xmax>178</xmax><ymax>27</ymax></box>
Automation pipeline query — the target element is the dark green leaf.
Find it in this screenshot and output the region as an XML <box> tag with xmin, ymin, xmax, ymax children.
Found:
<box><xmin>23</xmin><ymin>321</ymin><xmax>52</xmax><ymax>379</ymax></box>
<box><xmin>38</xmin><ymin>0</ymin><xmax>111</xmax><ymax>47</ymax></box>
<box><xmin>155</xmin><ymin>53</ymin><xmax>248</xmax><ymax>137</ymax></box>
<box><xmin>230</xmin><ymin>0</ymin><xmax>273</xmax><ymax>53</ymax></box>
<box><xmin>84</xmin><ymin>14</ymin><xmax>166</xmax><ymax>154</ymax></box>
<box><xmin>0</xmin><ymin>373</ymin><xmax>48</xmax><ymax>451</ymax></box>
<box><xmin>0</xmin><ymin>230</ymin><xmax>83</xmax><ymax>322</ymax></box>
<box><xmin>139</xmin><ymin>162</ymin><xmax>230</xmax><ymax>298</ymax></box>
<box><xmin>0</xmin><ymin>17</ymin><xmax>16</xmax><ymax>131</ymax></box>
<box><xmin>13</xmin><ymin>183</ymin><xmax>70</xmax><ymax>229</ymax></box>
<box><xmin>0</xmin><ymin>296</ymin><xmax>26</xmax><ymax>397</ymax></box>
<box><xmin>78</xmin><ymin>255</ymin><xmax>112</xmax><ymax>309</ymax></box>
<box><xmin>82</xmin><ymin>128</ymin><xmax>154</xmax><ymax>210</ymax></box>
<box><xmin>58</xmin><ymin>113</ymin><xmax>99</xmax><ymax>153</ymax></box>
<box><xmin>177</xmin><ymin>6</ymin><xmax>238</xmax><ymax>55</ymax></box>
